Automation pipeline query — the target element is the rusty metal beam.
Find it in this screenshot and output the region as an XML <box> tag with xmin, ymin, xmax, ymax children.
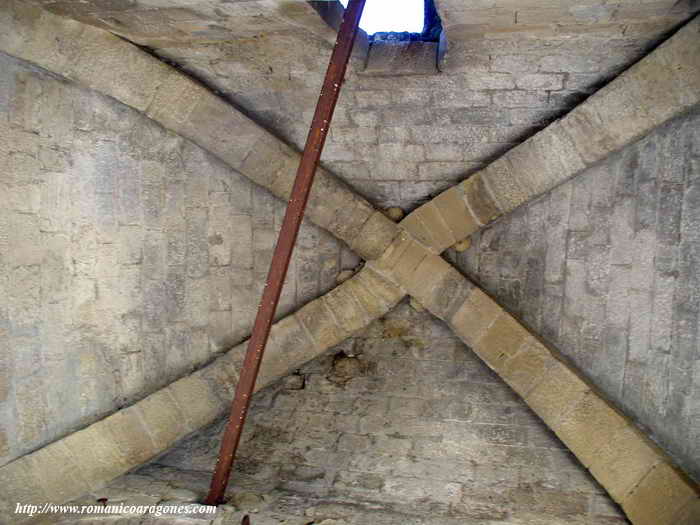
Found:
<box><xmin>204</xmin><ymin>0</ymin><xmax>367</xmax><ymax>506</ymax></box>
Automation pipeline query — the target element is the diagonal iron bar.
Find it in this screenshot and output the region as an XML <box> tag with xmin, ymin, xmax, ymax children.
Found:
<box><xmin>205</xmin><ymin>0</ymin><xmax>367</xmax><ymax>506</ymax></box>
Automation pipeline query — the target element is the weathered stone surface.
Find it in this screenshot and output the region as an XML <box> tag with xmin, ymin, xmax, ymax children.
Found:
<box><xmin>137</xmin><ymin>389</ymin><xmax>189</xmax><ymax>451</ymax></box>
<box><xmin>405</xmin><ymin>255</ymin><xmax>473</xmax><ymax>320</ymax></box>
<box><xmin>479</xmin><ymin>157</ymin><xmax>531</xmax><ymax>213</ymax></box>
<box><xmin>363</xmin><ymin>41</ymin><xmax>438</xmax><ymax>77</ymax></box>
<box><xmin>350</xmin><ymin>266</ymin><xmax>404</xmax><ymax>311</ymax></box>
<box><xmin>674</xmin><ymin>498</ymin><xmax>700</xmax><ymax>525</ymax></box>
<box><xmin>0</xmin><ymin>0</ymin><xmax>378</xmax><ymax>262</ymax></box>
<box><xmin>343</xmin><ymin>273</ymin><xmax>387</xmax><ymax>318</ymax></box>
<box><xmin>62</xmin><ymin>424</ymin><xmax>130</xmax><ymax>488</ymax></box>
<box><xmin>559</xmin><ymin>103</ymin><xmax>618</xmax><ymax>165</ymax></box>
<box><xmin>1</xmin><ymin>2</ymin><xmax>699</xmax><ymax>522</ymax></box>
<box><xmin>0</xmin><ymin>42</ymin><xmax>354</xmax><ymax>471</ymax></box>
<box><xmin>257</xmin><ymin>315</ymin><xmax>316</xmax><ymax>385</ymax></box>
<box><xmin>296</xmin><ymin>296</ymin><xmax>347</xmax><ymax>351</ymax></box>
<box><xmin>449</xmin><ymin>288</ymin><xmax>503</xmax><ymax>347</ymax></box>
<box><xmin>588</xmin><ymin>425</ymin><xmax>664</xmax><ymax>502</ymax></box>
<box><xmin>504</xmin><ymin>120</ymin><xmax>587</xmax><ymax>197</ymax></box>
<box><xmin>554</xmin><ymin>391</ymin><xmax>628</xmax><ymax>468</ymax></box>
<box><xmin>349</xmin><ymin>210</ymin><xmax>399</xmax><ymax>260</ymax></box>
<box><xmin>149</xmin><ymin>302</ymin><xmax>613</xmax><ymax>524</ymax></box>
<box><xmin>145</xmin><ymin>71</ymin><xmax>202</xmax><ymax>130</ymax></box>
<box><xmin>475</xmin><ymin>312</ymin><xmax>531</xmax><ymax>372</ymax></box>
<box><xmin>371</xmin><ymin>231</ymin><xmax>413</xmax><ymax>276</ymax></box>
<box><xmin>388</xmin><ymin>238</ymin><xmax>430</xmax><ymax>286</ymax></box>
<box><xmin>462</xmin><ymin>174</ymin><xmax>501</xmax><ymax>225</ymax></box>
<box><xmin>167</xmin><ymin>375</ymin><xmax>223</xmax><ymax>432</ymax></box>
<box><xmin>525</xmin><ymin>359</ymin><xmax>591</xmax><ymax>429</ymax></box>
<box><xmin>453</xmin><ymin>107</ymin><xmax>700</xmax><ymax>486</ymax></box>
<box><xmin>621</xmin><ymin>463</ymin><xmax>699</xmax><ymax>525</ymax></box>
<box><xmin>238</xmin><ymin>132</ymin><xmax>296</xmax><ymax>193</ymax></box>
<box><xmin>500</xmin><ymin>338</ymin><xmax>556</xmax><ymax>397</ymax></box>
<box><xmin>0</xmin><ymin>458</ymin><xmax>45</xmax><ymax>518</ymax></box>
<box><xmin>27</xmin><ymin>440</ymin><xmax>89</xmax><ymax>506</ymax></box>
<box><xmin>323</xmin><ymin>283</ymin><xmax>370</xmax><ymax>336</ymax></box>
<box><xmin>400</xmin><ymin>201</ymin><xmax>455</xmax><ymax>253</ymax></box>
<box><xmin>431</xmin><ymin>186</ymin><xmax>480</xmax><ymax>243</ymax></box>
<box><xmin>103</xmin><ymin>406</ymin><xmax>159</xmax><ymax>468</ymax></box>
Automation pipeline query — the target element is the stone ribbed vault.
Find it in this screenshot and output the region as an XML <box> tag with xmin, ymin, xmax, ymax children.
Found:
<box><xmin>0</xmin><ymin>2</ymin><xmax>699</xmax><ymax>524</ymax></box>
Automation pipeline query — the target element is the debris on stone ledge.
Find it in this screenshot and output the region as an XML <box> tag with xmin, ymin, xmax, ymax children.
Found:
<box><xmin>282</xmin><ymin>373</ymin><xmax>305</xmax><ymax>390</ymax></box>
<box><xmin>335</xmin><ymin>269</ymin><xmax>355</xmax><ymax>284</ymax></box>
<box><xmin>453</xmin><ymin>238</ymin><xmax>471</xmax><ymax>252</ymax></box>
<box><xmin>384</xmin><ymin>207</ymin><xmax>405</xmax><ymax>222</ymax></box>
<box><xmin>328</xmin><ymin>354</ymin><xmax>364</xmax><ymax>384</ymax></box>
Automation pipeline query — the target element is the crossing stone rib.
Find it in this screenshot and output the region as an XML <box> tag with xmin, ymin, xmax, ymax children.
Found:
<box><xmin>0</xmin><ymin>2</ymin><xmax>699</xmax><ymax>522</ymax></box>
<box><xmin>0</xmin><ymin>266</ymin><xmax>404</xmax><ymax>522</ymax></box>
<box><xmin>368</xmin><ymin>232</ymin><xmax>700</xmax><ymax>525</ymax></box>
<box><xmin>402</xmin><ymin>14</ymin><xmax>700</xmax><ymax>254</ymax></box>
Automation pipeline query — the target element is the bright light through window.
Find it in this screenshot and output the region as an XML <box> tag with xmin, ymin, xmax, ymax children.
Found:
<box><xmin>339</xmin><ymin>0</ymin><xmax>425</xmax><ymax>35</ymax></box>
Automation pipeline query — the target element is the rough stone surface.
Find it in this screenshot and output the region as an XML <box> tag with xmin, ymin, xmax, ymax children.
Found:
<box><xmin>0</xmin><ymin>1</ymin><xmax>388</xmax><ymax>261</ymax></box>
<box><xmin>363</xmin><ymin>41</ymin><xmax>438</xmax><ymax>77</ymax></box>
<box><xmin>137</xmin><ymin>4</ymin><xmax>697</xmax><ymax>213</ymax></box>
<box><xmin>1</xmin><ymin>2</ymin><xmax>699</xmax><ymax>523</ymax></box>
<box><xmin>0</xmin><ymin>52</ymin><xmax>350</xmax><ymax>469</ymax></box>
<box><xmin>449</xmin><ymin>107</ymin><xmax>700</xmax><ymax>483</ymax></box>
<box><xmin>138</xmin><ymin>303</ymin><xmax>623</xmax><ymax>524</ymax></box>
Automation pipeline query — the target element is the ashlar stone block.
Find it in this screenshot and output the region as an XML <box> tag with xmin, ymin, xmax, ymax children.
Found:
<box><xmin>500</xmin><ymin>338</ymin><xmax>556</xmax><ymax>397</ymax></box>
<box><xmin>296</xmin><ymin>297</ymin><xmax>346</xmax><ymax>350</ymax></box>
<box><xmin>480</xmin><ymin>157</ymin><xmax>531</xmax><ymax>214</ymax></box>
<box><xmin>474</xmin><ymin>312</ymin><xmax>531</xmax><ymax>373</ymax></box>
<box><xmin>462</xmin><ymin>173</ymin><xmax>501</xmax><ymax>225</ymax></box>
<box><xmin>137</xmin><ymin>388</ymin><xmax>189</xmax><ymax>451</ymax></box>
<box><xmin>431</xmin><ymin>185</ymin><xmax>480</xmax><ymax>243</ymax></box>
<box><xmin>406</xmin><ymin>255</ymin><xmax>474</xmax><ymax>321</ymax></box>
<box><xmin>401</xmin><ymin>201</ymin><xmax>456</xmax><ymax>253</ymax></box>
<box><xmin>449</xmin><ymin>288</ymin><xmax>503</xmax><ymax>347</ymax></box>
<box><xmin>588</xmin><ymin>424</ymin><xmax>665</xmax><ymax>502</ymax></box>
<box><xmin>0</xmin><ymin>457</ymin><xmax>46</xmax><ymax>516</ymax></box>
<box><xmin>167</xmin><ymin>373</ymin><xmax>223</xmax><ymax>432</ymax></box>
<box><xmin>62</xmin><ymin>423</ymin><xmax>130</xmax><ymax>489</ymax></box>
<box><xmin>524</xmin><ymin>359</ymin><xmax>590</xmax><ymax>430</ymax></box>
<box><xmin>29</xmin><ymin>440</ymin><xmax>89</xmax><ymax>505</ymax></box>
<box><xmin>102</xmin><ymin>406</ymin><xmax>159</xmax><ymax>468</ymax></box>
<box><xmin>554</xmin><ymin>391</ymin><xmax>629</xmax><ymax>468</ymax></box>
<box><xmin>621</xmin><ymin>462</ymin><xmax>699</xmax><ymax>525</ymax></box>
<box><xmin>349</xmin><ymin>209</ymin><xmax>399</xmax><ymax>261</ymax></box>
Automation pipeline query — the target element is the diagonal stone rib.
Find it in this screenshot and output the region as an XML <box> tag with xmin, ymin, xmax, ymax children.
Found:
<box><xmin>0</xmin><ymin>266</ymin><xmax>404</xmax><ymax>520</ymax></box>
<box><xmin>369</xmin><ymin>233</ymin><xmax>700</xmax><ymax>525</ymax></box>
<box><xmin>0</xmin><ymin>0</ymin><xmax>399</xmax><ymax>262</ymax></box>
<box><xmin>401</xmin><ymin>14</ymin><xmax>700</xmax><ymax>254</ymax></box>
<box><xmin>1</xmin><ymin>2</ymin><xmax>698</xmax><ymax>522</ymax></box>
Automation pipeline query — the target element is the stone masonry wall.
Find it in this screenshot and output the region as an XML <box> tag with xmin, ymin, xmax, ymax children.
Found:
<box><xmin>155</xmin><ymin>302</ymin><xmax>626</xmax><ymax>524</ymax></box>
<box><xmin>448</xmin><ymin>107</ymin><xmax>700</xmax><ymax>483</ymax></box>
<box><xmin>152</xmin><ymin>21</ymin><xmax>681</xmax><ymax>212</ymax></box>
<box><xmin>29</xmin><ymin>2</ymin><xmax>699</xmax><ymax>211</ymax></box>
<box><xmin>0</xmin><ymin>53</ymin><xmax>354</xmax><ymax>468</ymax></box>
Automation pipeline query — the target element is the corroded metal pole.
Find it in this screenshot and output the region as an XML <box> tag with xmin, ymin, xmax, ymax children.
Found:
<box><xmin>205</xmin><ymin>0</ymin><xmax>366</xmax><ymax>506</ymax></box>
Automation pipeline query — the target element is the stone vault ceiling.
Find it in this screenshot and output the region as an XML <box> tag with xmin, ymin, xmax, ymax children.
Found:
<box><xmin>31</xmin><ymin>0</ymin><xmax>700</xmax><ymax>210</ymax></box>
<box><xmin>1</xmin><ymin>1</ymin><xmax>700</xmax><ymax>524</ymax></box>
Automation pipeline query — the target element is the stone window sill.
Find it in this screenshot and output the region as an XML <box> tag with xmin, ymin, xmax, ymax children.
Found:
<box><xmin>362</xmin><ymin>40</ymin><xmax>439</xmax><ymax>76</ymax></box>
